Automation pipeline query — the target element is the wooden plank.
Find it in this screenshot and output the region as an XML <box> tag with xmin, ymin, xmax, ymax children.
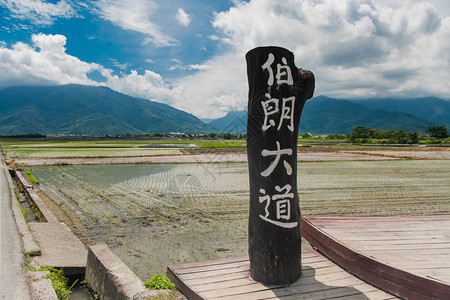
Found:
<box><xmin>173</xmin><ymin>264</ymin><xmax>250</xmax><ymax>280</ymax></box>
<box><xmin>185</xmin><ymin>272</ymin><xmax>250</xmax><ymax>286</ymax></box>
<box><xmin>192</xmin><ymin>277</ymin><xmax>261</xmax><ymax>293</ymax></box>
<box><xmin>324</xmin><ymin>232</ymin><xmax>450</xmax><ymax>240</ymax></box>
<box><xmin>303</xmin><ymin>220</ymin><xmax>430</xmax><ymax>299</ymax></box>
<box><xmin>361</xmin><ymin>290</ymin><xmax>400</xmax><ymax>300</ymax></box>
<box><xmin>173</xmin><ymin>260</ymin><xmax>250</xmax><ymax>275</ymax></box>
<box><xmin>207</xmin><ymin>281</ymin><xmax>377</xmax><ymax>300</ymax></box>
<box><xmin>184</xmin><ymin>263</ymin><xmax>348</xmax><ymax>287</ymax></box>
<box><xmin>171</xmin><ymin>252</ymin><xmax>319</xmax><ymax>274</ymax></box>
<box><xmin>342</xmin><ymin>241</ymin><xmax>450</xmax><ymax>253</ymax></box>
<box><xmin>168</xmin><ymin>247</ymin><xmax>399</xmax><ymax>299</ymax></box>
<box><xmin>194</xmin><ymin>271</ymin><xmax>359</xmax><ymax>293</ymax></box>
<box><xmin>170</xmin><ymin>215</ymin><xmax>450</xmax><ymax>300</ymax></box>
<box><xmin>302</xmin><ymin>216</ymin><xmax>450</xmax><ymax>299</ymax></box>
<box><xmin>322</xmin><ymin>229</ymin><xmax>449</xmax><ymax>237</ymax></box>
<box><xmin>167</xmin><ymin>265</ymin><xmax>205</xmax><ymax>300</ymax></box>
<box><xmin>169</xmin><ymin>256</ymin><xmax>248</xmax><ymax>271</ymax></box>
<box><xmin>305</xmin><ymin>215</ymin><xmax>450</xmax><ymax>222</ymax></box>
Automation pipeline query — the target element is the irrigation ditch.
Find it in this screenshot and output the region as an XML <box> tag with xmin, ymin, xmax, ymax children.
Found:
<box><xmin>7</xmin><ymin>166</ymin><xmax>170</xmax><ymax>300</ymax></box>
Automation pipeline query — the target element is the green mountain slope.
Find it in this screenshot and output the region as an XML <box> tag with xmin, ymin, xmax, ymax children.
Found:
<box><xmin>348</xmin><ymin>97</ymin><xmax>450</xmax><ymax>127</ymax></box>
<box><xmin>0</xmin><ymin>84</ymin><xmax>214</xmax><ymax>135</ymax></box>
<box><xmin>300</xmin><ymin>96</ymin><xmax>438</xmax><ymax>133</ymax></box>
<box><xmin>209</xmin><ymin>110</ymin><xmax>247</xmax><ymax>134</ymax></box>
<box><xmin>209</xmin><ymin>96</ymin><xmax>440</xmax><ymax>134</ymax></box>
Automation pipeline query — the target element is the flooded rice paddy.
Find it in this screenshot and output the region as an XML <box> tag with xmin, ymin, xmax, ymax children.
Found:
<box><xmin>30</xmin><ymin>160</ymin><xmax>450</xmax><ymax>280</ymax></box>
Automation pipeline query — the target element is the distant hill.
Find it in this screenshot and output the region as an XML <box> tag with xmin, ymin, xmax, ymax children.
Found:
<box><xmin>348</xmin><ymin>97</ymin><xmax>450</xmax><ymax>127</ymax></box>
<box><xmin>209</xmin><ymin>110</ymin><xmax>247</xmax><ymax>134</ymax></box>
<box><xmin>209</xmin><ymin>96</ymin><xmax>441</xmax><ymax>134</ymax></box>
<box><xmin>0</xmin><ymin>85</ymin><xmax>214</xmax><ymax>135</ymax></box>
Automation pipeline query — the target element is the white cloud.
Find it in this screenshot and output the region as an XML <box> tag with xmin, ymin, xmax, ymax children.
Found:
<box><xmin>0</xmin><ymin>34</ymin><xmax>99</xmax><ymax>86</ymax></box>
<box><xmin>110</xmin><ymin>59</ymin><xmax>129</xmax><ymax>70</ymax></box>
<box><xmin>1</xmin><ymin>1</ymin><xmax>449</xmax><ymax>120</ymax></box>
<box><xmin>93</xmin><ymin>0</ymin><xmax>178</xmax><ymax>47</ymax></box>
<box><xmin>166</xmin><ymin>59</ymin><xmax>211</xmax><ymax>72</ymax></box>
<box><xmin>1</xmin><ymin>0</ymin><xmax>77</xmax><ymax>26</ymax></box>
<box><xmin>171</xmin><ymin>0</ymin><xmax>450</xmax><ymax>118</ymax></box>
<box><xmin>171</xmin><ymin>51</ymin><xmax>248</xmax><ymax>118</ymax></box>
<box><xmin>0</xmin><ymin>33</ymin><xmax>179</xmax><ymax>105</ymax></box>
<box><xmin>188</xmin><ymin>64</ymin><xmax>210</xmax><ymax>70</ymax></box>
<box><xmin>106</xmin><ymin>70</ymin><xmax>177</xmax><ymax>104</ymax></box>
<box><xmin>175</xmin><ymin>8</ymin><xmax>191</xmax><ymax>27</ymax></box>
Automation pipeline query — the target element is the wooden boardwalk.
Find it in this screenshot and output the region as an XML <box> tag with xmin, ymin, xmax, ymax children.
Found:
<box><xmin>168</xmin><ymin>248</ymin><xmax>397</xmax><ymax>300</ymax></box>
<box><xmin>302</xmin><ymin>215</ymin><xmax>450</xmax><ymax>299</ymax></box>
<box><xmin>168</xmin><ymin>215</ymin><xmax>450</xmax><ymax>299</ymax></box>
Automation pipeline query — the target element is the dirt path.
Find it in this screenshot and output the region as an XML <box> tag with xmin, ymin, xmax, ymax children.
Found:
<box><xmin>13</xmin><ymin>150</ymin><xmax>414</xmax><ymax>166</ymax></box>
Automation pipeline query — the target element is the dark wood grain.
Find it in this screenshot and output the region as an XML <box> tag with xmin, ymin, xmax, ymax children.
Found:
<box><xmin>246</xmin><ymin>46</ymin><xmax>314</xmax><ymax>285</ymax></box>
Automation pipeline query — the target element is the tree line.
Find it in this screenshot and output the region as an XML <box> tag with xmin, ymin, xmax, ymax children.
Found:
<box><xmin>300</xmin><ymin>125</ymin><xmax>449</xmax><ymax>144</ymax></box>
<box><xmin>348</xmin><ymin>125</ymin><xmax>448</xmax><ymax>144</ymax></box>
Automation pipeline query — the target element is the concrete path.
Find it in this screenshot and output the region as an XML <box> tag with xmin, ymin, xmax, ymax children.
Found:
<box><xmin>14</xmin><ymin>170</ymin><xmax>88</xmax><ymax>275</ymax></box>
<box><xmin>29</xmin><ymin>222</ymin><xmax>87</xmax><ymax>275</ymax></box>
<box><xmin>0</xmin><ymin>160</ymin><xmax>31</xmax><ymax>299</ymax></box>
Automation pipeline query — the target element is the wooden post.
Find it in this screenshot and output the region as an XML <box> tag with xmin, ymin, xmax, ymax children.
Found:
<box><xmin>246</xmin><ymin>46</ymin><xmax>314</xmax><ymax>285</ymax></box>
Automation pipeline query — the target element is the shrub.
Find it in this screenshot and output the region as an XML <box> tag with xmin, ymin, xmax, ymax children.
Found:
<box><xmin>144</xmin><ymin>274</ymin><xmax>176</xmax><ymax>290</ymax></box>
<box><xmin>25</xmin><ymin>169</ymin><xmax>40</xmax><ymax>185</ymax></box>
<box><xmin>35</xmin><ymin>266</ymin><xmax>76</xmax><ymax>299</ymax></box>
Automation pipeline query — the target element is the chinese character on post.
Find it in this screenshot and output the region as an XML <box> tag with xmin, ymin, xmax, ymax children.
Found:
<box><xmin>246</xmin><ymin>46</ymin><xmax>315</xmax><ymax>285</ymax></box>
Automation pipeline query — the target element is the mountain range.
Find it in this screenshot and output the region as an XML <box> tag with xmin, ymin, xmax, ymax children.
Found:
<box><xmin>0</xmin><ymin>84</ymin><xmax>214</xmax><ymax>135</ymax></box>
<box><xmin>0</xmin><ymin>84</ymin><xmax>448</xmax><ymax>135</ymax></box>
<box><xmin>209</xmin><ymin>96</ymin><xmax>450</xmax><ymax>134</ymax></box>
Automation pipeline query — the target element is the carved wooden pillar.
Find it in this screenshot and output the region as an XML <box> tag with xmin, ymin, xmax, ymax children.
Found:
<box><xmin>246</xmin><ymin>46</ymin><xmax>315</xmax><ymax>285</ymax></box>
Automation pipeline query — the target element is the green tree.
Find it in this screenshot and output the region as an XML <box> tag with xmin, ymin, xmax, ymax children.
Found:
<box><xmin>349</xmin><ymin>126</ymin><xmax>372</xmax><ymax>142</ymax></box>
<box><xmin>393</xmin><ymin>130</ymin><xmax>407</xmax><ymax>144</ymax></box>
<box><xmin>407</xmin><ymin>132</ymin><xmax>419</xmax><ymax>144</ymax></box>
<box><xmin>301</xmin><ymin>132</ymin><xmax>311</xmax><ymax>139</ymax></box>
<box><xmin>427</xmin><ymin>125</ymin><xmax>449</xmax><ymax>139</ymax></box>
<box><xmin>222</xmin><ymin>132</ymin><xmax>231</xmax><ymax>139</ymax></box>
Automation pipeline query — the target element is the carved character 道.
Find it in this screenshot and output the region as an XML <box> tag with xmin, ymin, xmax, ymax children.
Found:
<box><xmin>246</xmin><ymin>46</ymin><xmax>315</xmax><ymax>285</ymax></box>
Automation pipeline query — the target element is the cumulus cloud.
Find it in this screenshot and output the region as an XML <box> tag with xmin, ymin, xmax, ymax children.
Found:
<box><xmin>0</xmin><ymin>33</ymin><xmax>179</xmax><ymax>104</ymax></box>
<box><xmin>172</xmin><ymin>52</ymin><xmax>248</xmax><ymax>118</ymax></box>
<box><xmin>1</xmin><ymin>0</ymin><xmax>77</xmax><ymax>26</ymax></box>
<box><xmin>106</xmin><ymin>70</ymin><xmax>178</xmax><ymax>105</ymax></box>
<box><xmin>0</xmin><ymin>34</ymin><xmax>99</xmax><ymax>86</ymax></box>
<box><xmin>1</xmin><ymin>1</ymin><xmax>449</xmax><ymax>119</ymax></box>
<box><xmin>93</xmin><ymin>0</ymin><xmax>178</xmax><ymax>47</ymax></box>
<box><xmin>175</xmin><ymin>8</ymin><xmax>191</xmax><ymax>26</ymax></box>
<box><xmin>172</xmin><ymin>0</ymin><xmax>450</xmax><ymax>117</ymax></box>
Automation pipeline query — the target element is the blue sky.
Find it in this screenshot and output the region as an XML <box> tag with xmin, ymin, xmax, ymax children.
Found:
<box><xmin>1</xmin><ymin>0</ymin><xmax>449</xmax><ymax>118</ymax></box>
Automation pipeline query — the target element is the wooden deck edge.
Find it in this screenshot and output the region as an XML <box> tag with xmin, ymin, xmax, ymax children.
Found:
<box><xmin>167</xmin><ymin>256</ymin><xmax>248</xmax><ymax>271</ymax></box>
<box><xmin>301</xmin><ymin>216</ymin><xmax>450</xmax><ymax>300</ymax></box>
<box><xmin>167</xmin><ymin>265</ymin><xmax>205</xmax><ymax>300</ymax></box>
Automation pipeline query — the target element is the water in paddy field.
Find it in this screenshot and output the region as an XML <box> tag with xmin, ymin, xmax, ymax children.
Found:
<box><xmin>30</xmin><ymin>160</ymin><xmax>450</xmax><ymax>279</ymax></box>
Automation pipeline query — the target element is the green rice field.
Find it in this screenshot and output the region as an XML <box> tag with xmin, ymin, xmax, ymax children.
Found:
<box><xmin>1</xmin><ymin>139</ymin><xmax>246</xmax><ymax>158</ymax></box>
<box><xmin>29</xmin><ymin>160</ymin><xmax>450</xmax><ymax>280</ymax></box>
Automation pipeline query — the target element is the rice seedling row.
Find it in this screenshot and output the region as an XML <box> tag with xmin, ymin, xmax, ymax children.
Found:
<box><xmin>30</xmin><ymin>160</ymin><xmax>450</xmax><ymax>279</ymax></box>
